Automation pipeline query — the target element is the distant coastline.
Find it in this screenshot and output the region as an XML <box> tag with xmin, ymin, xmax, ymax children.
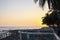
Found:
<box><xmin>0</xmin><ymin>26</ymin><xmax>41</xmax><ymax>30</ymax></box>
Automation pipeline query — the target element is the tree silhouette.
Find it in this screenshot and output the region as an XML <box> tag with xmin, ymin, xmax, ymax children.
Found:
<box><xmin>34</xmin><ymin>0</ymin><xmax>60</xmax><ymax>36</ymax></box>
<box><xmin>34</xmin><ymin>0</ymin><xmax>60</xmax><ymax>26</ymax></box>
<box><xmin>42</xmin><ymin>13</ymin><xmax>51</xmax><ymax>26</ymax></box>
<box><xmin>42</xmin><ymin>11</ymin><xmax>60</xmax><ymax>36</ymax></box>
<box><xmin>34</xmin><ymin>0</ymin><xmax>60</xmax><ymax>10</ymax></box>
<box><xmin>42</xmin><ymin>11</ymin><xmax>58</xmax><ymax>27</ymax></box>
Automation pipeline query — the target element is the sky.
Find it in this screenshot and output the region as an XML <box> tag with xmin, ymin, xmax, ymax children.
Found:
<box><xmin>0</xmin><ymin>0</ymin><xmax>49</xmax><ymax>27</ymax></box>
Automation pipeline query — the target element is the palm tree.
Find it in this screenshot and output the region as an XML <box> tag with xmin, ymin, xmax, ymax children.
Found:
<box><xmin>34</xmin><ymin>0</ymin><xmax>60</xmax><ymax>10</ymax></box>
<box><xmin>34</xmin><ymin>0</ymin><xmax>60</xmax><ymax>36</ymax></box>
<box><xmin>34</xmin><ymin>0</ymin><xmax>60</xmax><ymax>26</ymax></box>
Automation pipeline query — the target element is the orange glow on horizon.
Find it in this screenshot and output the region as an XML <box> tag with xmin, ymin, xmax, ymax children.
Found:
<box><xmin>0</xmin><ymin>0</ymin><xmax>49</xmax><ymax>28</ymax></box>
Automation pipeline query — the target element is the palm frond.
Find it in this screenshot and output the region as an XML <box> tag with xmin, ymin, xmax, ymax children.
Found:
<box><xmin>34</xmin><ymin>0</ymin><xmax>38</xmax><ymax>3</ymax></box>
<box><xmin>39</xmin><ymin>0</ymin><xmax>46</xmax><ymax>8</ymax></box>
<box><xmin>34</xmin><ymin>0</ymin><xmax>60</xmax><ymax>10</ymax></box>
<box><xmin>47</xmin><ymin>0</ymin><xmax>51</xmax><ymax>9</ymax></box>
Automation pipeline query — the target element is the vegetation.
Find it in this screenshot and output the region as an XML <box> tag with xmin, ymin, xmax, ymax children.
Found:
<box><xmin>42</xmin><ymin>11</ymin><xmax>58</xmax><ymax>27</ymax></box>
<box><xmin>34</xmin><ymin>0</ymin><xmax>60</xmax><ymax>36</ymax></box>
<box><xmin>34</xmin><ymin>0</ymin><xmax>60</xmax><ymax>10</ymax></box>
<box><xmin>34</xmin><ymin>0</ymin><xmax>60</xmax><ymax>26</ymax></box>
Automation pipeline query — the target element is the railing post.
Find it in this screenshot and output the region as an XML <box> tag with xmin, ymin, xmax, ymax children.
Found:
<box><xmin>20</xmin><ymin>32</ymin><xmax>22</xmax><ymax>40</ymax></box>
<box><xmin>27</xmin><ymin>33</ymin><xmax>29</xmax><ymax>40</ymax></box>
<box><xmin>18</xmin><ymin>31</ymin><xmax>22</xmax><ymax>40</ymax></box>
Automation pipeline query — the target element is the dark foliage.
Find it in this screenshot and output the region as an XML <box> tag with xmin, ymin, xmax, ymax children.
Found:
<box><xmin>42</xmin><ymin>11</ymin><xmax>59</xmax><ymax>26</ymax></box>
<box><xmin>34</xmin><ymin>0</ymin><xmax>60</xmax><ymax>10</ymax></box>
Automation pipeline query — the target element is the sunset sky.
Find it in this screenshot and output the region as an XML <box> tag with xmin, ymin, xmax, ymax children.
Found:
<box><xmin>0</xmin><ymin>0</ymin><xmax>49</xmax><ymax>27</ymax></box>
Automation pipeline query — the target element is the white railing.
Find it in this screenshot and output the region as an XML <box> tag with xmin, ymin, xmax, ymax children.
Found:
<box><xmin>18</xmin><ymin>31</ymin><xmax>54</xmax><ymax>34</ymax></box>
<box><xmin>18</xmin><ymin>31</ymin><xmax>60</xmax><ymax>40</ymax></box>
<box><xmin>54</xmin><ymin>33</ymin><xmax>60</xmax><ymax>40</ymax></box>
